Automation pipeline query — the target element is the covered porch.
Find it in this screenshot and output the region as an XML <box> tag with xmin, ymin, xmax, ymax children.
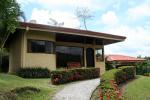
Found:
<box><xmin>55</xmin><ymin>33</ymin><xmax>124</xmax><ymax>71</ymax></box>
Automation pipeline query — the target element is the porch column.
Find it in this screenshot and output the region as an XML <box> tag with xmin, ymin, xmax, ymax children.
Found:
<box><xmin>94</xmin><ymin>47</ymin><xmax>96</xmax><ymax>67</ymax></box>
<box><xmin>84</xmin><ymin>47</ymin><xmax>87</xmax><ymax>67</ymax></box>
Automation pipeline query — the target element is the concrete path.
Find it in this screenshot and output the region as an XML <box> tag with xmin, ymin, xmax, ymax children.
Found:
<box><xmin>52</xmin><ymin>78</ymin><xmax>100</xmax><ymax>100</ymax></box>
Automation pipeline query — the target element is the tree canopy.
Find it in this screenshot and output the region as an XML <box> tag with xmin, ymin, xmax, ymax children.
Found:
<box><xmin>0</xmin><ymin>0</ymin><xmax>22</xmax><ymax>47</ymax></box>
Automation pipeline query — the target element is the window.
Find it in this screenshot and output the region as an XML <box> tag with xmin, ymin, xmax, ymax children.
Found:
<box><xmin>56</xmin><ymin>46</ymin><xmax>84</xmax><ymax>67</ymax></box>
<box><xmin>28</xmin><ymin>39</ymin><xmax>54</xmax><ymax>53</ymax></box>
<box><xmin>96</xmin><ymin>48</ymin><xmax>104</xmax><ymax>61</ymax></box>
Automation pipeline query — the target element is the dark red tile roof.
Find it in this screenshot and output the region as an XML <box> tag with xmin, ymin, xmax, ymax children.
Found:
<box><xmin>106</xmin><ymin>54</ymin><xmax>145</xmax><ymax>62</ymax></box>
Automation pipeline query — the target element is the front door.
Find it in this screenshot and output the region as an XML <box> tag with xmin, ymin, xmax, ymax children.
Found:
<box><xmin>86</xmin><ymin>48</ymin><xmax>95</xmax><ymax>67</ymax></box>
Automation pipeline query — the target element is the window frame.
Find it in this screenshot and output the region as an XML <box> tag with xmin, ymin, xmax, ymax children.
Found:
<box><xmin>27</xmin><ymin>39</ymin><xmax>55</xmax><ymax>54</ymax></box>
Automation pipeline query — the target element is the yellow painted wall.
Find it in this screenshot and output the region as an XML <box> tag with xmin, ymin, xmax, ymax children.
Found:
<box><xmin>95</xmin><ymin>61</ymin><xmax>105</xmax><ymax>75</ymax></box>
<box><xmin>22</xmin><ymin>30</ymin><xmax>56</xmax><ymax>71</ymax></box>
<box><xmin>9</xmin><ymin>32</ymin><xmax>22</xmax><ymax>73</ymax></box>
<box><xmin>94</xmin><ymin>47</ymin><xmax>105</xmax><ymax>75</ymax></box>
<box><xmin>24</xmin><ymin>53</ymin><xmax>56</xmax><ymax>70</ymax></box>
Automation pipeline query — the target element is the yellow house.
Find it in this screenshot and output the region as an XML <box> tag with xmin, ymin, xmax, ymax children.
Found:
<box><xmin>4</xmin><ymin>22</ymin><xmax>126</xmax><ymax>74</ymax></box>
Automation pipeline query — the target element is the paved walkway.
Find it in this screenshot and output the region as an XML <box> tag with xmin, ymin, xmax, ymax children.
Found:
<box><xmin>52</xmin><ymin>78</ymin><xmax>100</xmax><ymax>100</ymax></box>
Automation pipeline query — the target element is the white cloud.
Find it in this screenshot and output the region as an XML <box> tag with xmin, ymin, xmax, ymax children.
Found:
<box><xmin>37</xmin><ymin>0</ymin><xmax>93</xmax><ymax>8</ymax></box>
<box><xmin>101</xmin><ymin>11</ymin><xmax>119</xmax><ymax>26</ymax></box>
<box><xmin>17</xmin><ymin>0</ymin><xmax>36</xmax><ymax>7</ymax></box>
<box><xmin>105</xmin><ymin>25</ymin><xmax>150</xmax><ymax>57</ymax></box>
<box><xmin>127</xmin><ymin>3</ymin><xmax>150</xmax><ymax>20</ymax></box>
<box><xmin>17</xmin><ymin>0</ymin><xmax>100</xmax><ymax>11</ymax></box>
<box><xmin>17</xmin><ymin>0</ymin><xmax>119</xmax><ymax>12</ymax></box>
<box><xmin>30</xmin><ymin>8</ymin><xmax>80</xmax><ymax>28</ymax></box>
<box><xmin>30</xmin><ymin>8</ymin><xmax>51</xmax><ymax>24</ymax></box>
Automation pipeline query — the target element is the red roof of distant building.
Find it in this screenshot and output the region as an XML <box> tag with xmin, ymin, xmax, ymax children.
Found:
<box><xmin>106</xmin><ymin>54</ymin><xmax>145</xmax><ymax>62</ymax></box>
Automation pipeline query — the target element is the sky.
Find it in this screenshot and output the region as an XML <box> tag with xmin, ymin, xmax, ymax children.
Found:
<box><xmin>17</xmin><ymin>0</ymin><xmax>150</xmax><ymax>57</ymax></box>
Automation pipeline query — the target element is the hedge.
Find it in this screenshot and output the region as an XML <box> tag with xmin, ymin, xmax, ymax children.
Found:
<box><xmin>17</xmin><ymin>67</ymin><xmax>51</xmax><ymax>78</ymax></box>
<box><xmin>100</xmin><ymin>66</ymin><xmax>136</xmax><ymax>99</ymax></box>
<box><xmin>51</xmin><ymin>68</ymin><xmax>100</xmax><ymax>85</ymax></box>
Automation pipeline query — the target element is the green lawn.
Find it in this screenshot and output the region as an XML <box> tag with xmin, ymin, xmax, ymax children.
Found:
<box><xmin>124</xmin><ymin>76</ymin><xmax>150</xmax><ymax>100</ymax></box>
<box><xmin>0</xmin><ymin>73</ymin><xmax>64</xmax><ymax>100</ymax></box>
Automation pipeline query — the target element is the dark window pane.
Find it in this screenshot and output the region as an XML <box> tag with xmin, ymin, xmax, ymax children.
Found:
<box><xmin>28</xmin><ymin>39</ymin><xmax>54</xmax><ymax>53</ymax></box>
<box><xmin>45</xmin><ymin>41</ymin><xmax>53</xmax><ymax>53</ymax></box>
<box><xmin>31</xmin><ymin>40</ymin><xmax>45</xmax><ymax>52</ymax></box>
<box><xmin>56</xmin><ymin>46</ymin><xmax>84</xmax><ymax>68</ymax></box>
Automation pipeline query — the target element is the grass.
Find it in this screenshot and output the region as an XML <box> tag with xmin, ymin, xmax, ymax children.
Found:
<box><xmin>124</xmin><ymin>75</ymin><xmax>150</xmax><ymax>100</ymax></box>
<box><xmin>0</xmin><ymin>73</ymin><xmax>64</xmax><ymax>100</ymax></box>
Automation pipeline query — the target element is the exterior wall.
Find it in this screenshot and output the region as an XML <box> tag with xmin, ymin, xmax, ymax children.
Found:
<box><xmin>9</xmin><ymin>30</ymin><xmax>105</xmax><ymax>74</ymax></box>
<box><xmin>95</xmin><ymin>60</ymin><xmax>105</xmax><ymax>75</ymax></box>
<box><xmin>9</xmin><ymin>32</ymin><xmax>22</xmax><ymax>73</ymax></box>
<box><xmin>22</xmin><ymin>30</ymin><xmax>56</xmax><ymax>71</ymax></box>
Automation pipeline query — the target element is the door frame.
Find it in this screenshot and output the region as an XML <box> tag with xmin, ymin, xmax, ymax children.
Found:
<box><xmin>86</xmin><ymin>48</ymin><xmax>95</xmax><ymax>67</ymax></box>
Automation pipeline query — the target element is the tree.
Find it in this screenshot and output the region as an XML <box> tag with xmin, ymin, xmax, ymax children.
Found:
<box><xmin>0</xmin><ymin>0</ymin><xmax>25</xmax><ymax>47</ymax></box>
<box><xmin>75</xmin><ymin>7</ymin><xmax>93</xmax><ymax>30</ymax></box>
<box><xmin>0</xmin><ymin>0</ymin><xmax>23</xmax><ymax>71</ymax></box>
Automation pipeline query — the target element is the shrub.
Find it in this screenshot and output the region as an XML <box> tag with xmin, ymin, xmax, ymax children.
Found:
<box><xmin>17</xmin><ymin>67</ymin><xmax>51</xmax><ymax>78</ymax></box>
<box><xmin>11</xmin><ymin>86</ymin><xmax>40</xmax><ymax>94</ymax></box>
<box><xmin>0</xmin><ymin>87</ymin><xmax>40</xmax><ymax>100</ymax></box>
<box><xmin>105</xmin><ymin>62</ymin><xmax>115</xmax><ymax>70</ymax></box>
<box><xmin>121</xmin><ymin>66</ymin><xmax>135</xmax><ymax>79</ymax></box>
<box><xmin>136</xmin><ymin>60</ymin><xmax>150</xmax><ymax>75</ymax></box>
<box><xmin>0</xmin><ymin>91</ymin><xmax>16</xmax><ymax>100</ymax></box>
<box><xmin>114</xmin><ymin>69</ymin><xmax>126</xmax><ymax>84</ymax></box>
<box><xmin>51</xmin><ymin>68</ymin><xmax>100</xmax><ymax>85</ymax></box>
<box><xmin>115</xmin><ymin>66</ymin><xmax>135</xmax><ymax>85</ymax></box>
<box><xmin>143</xmin><ymin>73</ymin><xmax>150</xmax><ymax>76</ymax></box>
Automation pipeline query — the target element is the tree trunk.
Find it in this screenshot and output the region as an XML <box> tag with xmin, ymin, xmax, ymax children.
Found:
<box><xmin>83</xmin><ymin>19</ymin><xmax>87</xmax><ymax>30</ymax></box>
<box><xmin>0</xmin><ymin>48</ymin><xmax>2</xmax><ymax>72</ymax></box>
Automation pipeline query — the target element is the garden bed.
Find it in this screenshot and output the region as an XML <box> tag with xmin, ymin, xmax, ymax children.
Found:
<box><xmin>91</xmin><ymin>66</ymin><xmax>136</xmax><ymax>100</ymax></box>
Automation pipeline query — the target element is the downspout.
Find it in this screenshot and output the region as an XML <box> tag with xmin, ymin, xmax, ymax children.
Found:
<box><xmin>21</xmin><ymin>26</ymin><xmax>29</xmax><ymax>68</ymax></box>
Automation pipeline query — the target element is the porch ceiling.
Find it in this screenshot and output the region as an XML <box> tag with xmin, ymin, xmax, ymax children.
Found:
<box><xmin>56</xmin><ymin>33</ymin><xmax>121</xmax><ymax>45</ymax></box>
